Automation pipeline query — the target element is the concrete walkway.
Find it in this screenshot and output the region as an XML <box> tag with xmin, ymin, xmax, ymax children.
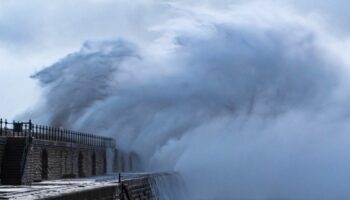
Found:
<box><xmin>0</xmin><ymin>175</ymin><xmax>121</xmax><ymax>200</ymax></box>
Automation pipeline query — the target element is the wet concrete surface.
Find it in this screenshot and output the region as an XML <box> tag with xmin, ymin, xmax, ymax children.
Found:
<box><xmin>0</xmin><ymin>175</ymin><xmax>121</xmax><ymax>199</ymax></box>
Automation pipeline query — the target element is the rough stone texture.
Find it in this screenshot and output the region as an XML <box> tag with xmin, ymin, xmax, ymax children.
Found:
<box><xmin>123</xmin><ymin>177</ymin><xmax>153</xmax><ymax>200</ymax></box>
<box><xmin>22</xmin><ymin>138</ymin><xmax>109</xmax><ymax>184</ymax></box>
<box><xmin>0</xmin><ymin>134</ymin><xmax>128</xmax><ymax>186</ymax></box>
<box><xmin>0</xmin><ymin>137</ymin><xmax>7</xmax><ymax>176</ymax></box>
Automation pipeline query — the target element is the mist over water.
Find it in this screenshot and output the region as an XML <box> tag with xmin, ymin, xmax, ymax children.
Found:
<box><xmin>25</xmin><ymin>2</ymin><xmax>350</xmax><ymax>199</ymax></box>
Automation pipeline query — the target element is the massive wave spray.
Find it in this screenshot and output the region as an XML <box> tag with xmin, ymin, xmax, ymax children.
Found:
<box><xmin>25</xmin><ymin>1</ymin><xmax>350</xmax><ymax>199</ymax></box>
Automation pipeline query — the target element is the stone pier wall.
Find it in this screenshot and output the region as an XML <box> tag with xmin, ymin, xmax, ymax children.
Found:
<box><xmin>0</xmin><ymin>135</ymin><xmax>140</xmax><ymax>185</ymax></box>
<box><xmin>22</xmin><ymin>138</ymin><xmax>109</xmax><ymax>183</ymax></box>
<box><xmin>0</xmin><ymin>137</ymin><xmax>7</xmax><ymax>176</ymax></box>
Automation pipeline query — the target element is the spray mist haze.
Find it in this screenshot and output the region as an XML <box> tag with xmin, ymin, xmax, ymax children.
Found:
<box><xmin>25</xmin><ymin>1</ymin><xmax>350</xmax><ymax>199</ymax></box>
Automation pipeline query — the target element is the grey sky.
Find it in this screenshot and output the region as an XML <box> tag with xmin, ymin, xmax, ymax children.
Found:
<box><xmin>0</xmin><ymin>0</ymin><xmax>350</xmax><ymax>118</ymax></box>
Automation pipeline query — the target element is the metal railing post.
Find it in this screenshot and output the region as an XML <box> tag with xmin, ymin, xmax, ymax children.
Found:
<box><xmin>13</xmin><ymin>120</ymin><xmax>17</xmax><ymax>136</ymax></box>
<box><xmin>29</xmin><ymin>119</ymin><xmax>32</xmax><ymax>137</ymax></box>
<box><xmin>45</xmin><ymin>126</ymin><xmax>48</xmax><ymax>140</ymax></box>
<box><xmin>39</xmin><ymin>125</ymin><xmax>43</xmax><ymax>139</ymax></box>
<box><xmin>0</xmin><ymin>118</ymin><xmax>116</xmax><ymax>150</ymax></box>
<box><xmin>23</xmin><ymin>122</ymin><xmax>27</xmax><ymax>137</ymax></box>
<box><xmin>0</xmin><ymin>118</ymin><xmax>2</xmax><ymax>136</ymax></box>
<box><xmin>4</xmin><ymin>119</ymin><xmax>8</xmax><ymax>136</ymax></box>
<box><xmin>35</xmin><ymin>125</ymin><xmax>38</xmax><ymax>138</ymax></box>
<box><xmin>53</xmin><ymin>127</ymin><xmax>56</xmax><ymax>141</ymax></box>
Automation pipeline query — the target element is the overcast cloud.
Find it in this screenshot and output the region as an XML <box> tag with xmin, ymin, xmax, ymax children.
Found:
<box><xmin>1</xmin><ymin>0</ymin><xmax>350</xmax><ymax>118</ymax></box>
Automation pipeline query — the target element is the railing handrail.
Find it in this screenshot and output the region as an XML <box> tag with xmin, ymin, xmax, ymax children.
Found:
<box><xmin>0</xmin><ymin>118</ymin><xmax>115</xmax><ymax>148</ymax></box>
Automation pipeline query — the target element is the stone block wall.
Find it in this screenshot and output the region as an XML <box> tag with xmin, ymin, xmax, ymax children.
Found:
<box><xmin>22</xmin><ymin>138</ymin><xmax>110</xmax><ymax>184</ymax></box>
<box><xmin>0</xmin><ymin>138</ymin><xmax>7</xmax><ymax>176</ymax></box>
<box><xmin>123</xmin><ymin>177</ymin><xmax>153</xmax><ymax>200</ymax></box>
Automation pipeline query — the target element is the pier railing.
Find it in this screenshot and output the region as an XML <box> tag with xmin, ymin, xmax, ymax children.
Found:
<box><xmin>0</xmin><ymin>118</ymin><xmax>115</xmax><ymax>148</ymax></box>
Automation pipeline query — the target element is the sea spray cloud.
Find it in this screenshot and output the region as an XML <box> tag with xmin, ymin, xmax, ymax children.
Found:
<box><xmin>27</xmin><ymin>2</ymin><xmax>350</xmax><ymax>199</ymax></box>
<box><xmin>31</xmin><ymin>40</ymin><xmax>140</xmax><ymax>126</ymax></box>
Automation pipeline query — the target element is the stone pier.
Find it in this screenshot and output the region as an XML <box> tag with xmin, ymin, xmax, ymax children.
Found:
<box><xmin>0</xmin><ymin>173</ymin><xmax>179</xmax><ymax>200</ymax></box>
